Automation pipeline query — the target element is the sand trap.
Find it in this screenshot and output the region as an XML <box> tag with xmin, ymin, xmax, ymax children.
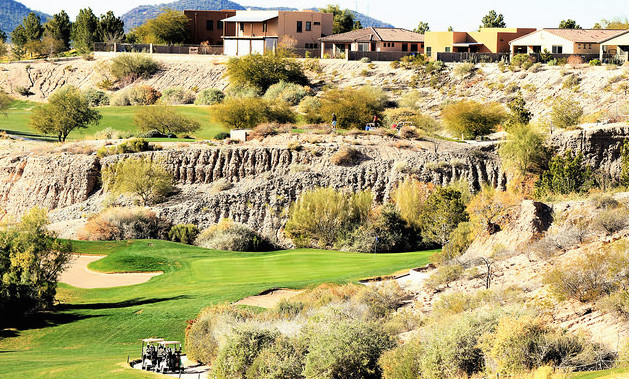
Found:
<box><xmin>235</xmin><ymin>289</ymin><xmax>304</xmax><ymax>308</ymax></box>
<box><xmin>59</xmin><ymin>255</ymin><xmax>162</xmax><ymax>289</ymax></box>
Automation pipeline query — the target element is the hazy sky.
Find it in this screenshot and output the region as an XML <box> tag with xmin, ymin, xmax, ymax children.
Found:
<box><xmin>17</xmin><ymin>0</ymin><xmax>629</xmax><ymax>31</ymax></box>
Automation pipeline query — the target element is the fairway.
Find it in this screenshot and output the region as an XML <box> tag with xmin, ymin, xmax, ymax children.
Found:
<box><xmin>0</xmin><ymin>101</ymin><xmax>228</xmax><ymax>141</ymax></box>
<box><xmin>0</xmin><ymin>240</ymin><xmax>435</xmax><ymax>379</ymax></box>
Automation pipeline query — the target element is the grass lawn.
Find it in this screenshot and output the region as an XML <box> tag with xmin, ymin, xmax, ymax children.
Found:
<box><xmin>1</xmin><ymin>101</ymin><xmax>228</xmax><ymax>141</ymax></box>
<box><xmin>571</xmin><ymin>367</ymin><xmax>629</xmax><ymax>378</ymax></box>
<box><xmin>0</xmin><ymin>240</ymin><xmax>436</xmax><ymax>378</ymax></box>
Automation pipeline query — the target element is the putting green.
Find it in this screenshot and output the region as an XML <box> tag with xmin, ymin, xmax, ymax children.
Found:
<box><xmin>0</xmin><ymin>240</ymin><xmax>435</xmax><ymax>378</ymax></box>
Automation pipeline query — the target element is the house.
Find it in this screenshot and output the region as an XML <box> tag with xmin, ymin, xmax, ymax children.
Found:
<box><xmin>318</xmin><ymin>27</ymin><xmax>425</xmax><ymax>58</ymax></box>
<box><xmin>601</xmin><ymin>31</ymin><xmax>629</xmax><ymax>62</ymax></box>
<box><xmin>184</xmin><ymin>10</ymin><xmax>237</xmax><ymax>45</ymax></box>
<box><xmin>509</xmin><ymin>28</ymin><xmax>629</xmax><ymax>56</ymax></box>
<box><xmin>221</xmin><ymin>10</ymin><xmax>333</xmax><ymax>56</ymax></box>
<box><xmin>424</xmin><ymin>28</ymin><xmax>536</xmax><ymax>60</ymax></box>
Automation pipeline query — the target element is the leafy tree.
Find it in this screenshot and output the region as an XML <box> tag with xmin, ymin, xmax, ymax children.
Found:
<box><xmin>10</xmin><ymin>25</ymin><xmax>27</xmax><ymax>59</ymax></box>
<box><xmin>467</xmin><ymin>185</ymin><xmax>522</xmax><ymax>234</ymax></box>
<box><xmin>226</xmin><ymin>53</ymin><xmax>308</xmax><ymax>92</ymax></box>
<box><xmin>45</xmin><ymin>11</ymin><xmax>72</xmax><ymax>51</ymax></box>
<box><xmin>597</xmin><ymin>17</ymin><xmax>629</xmax><ymax>29</ymax></box>
<box><xmin>22</xmin><ymin>12</ymin><xmax>44</xmax><ymax>42</ymax></box>
<box><xmin>30</xmin><ymin>86</ymin><xmax>102</xmax><ymax>142</ymax></box>
<box><xmin>212</xmin><ymin>97</ymin><xmax>268</xmax><ymax>129</ymax></box>
<box><xmin>505</xmin><ymin>93</ymin><xmax>532</xmax><ymax>129</ymax></box>
<box><xmin>481</xmin><ymin>10</ymin><xmax>506</xmax><ymax>28</ymax></box>
<box><xmin>98</xmin><ymin>11</ymin><xmax>125</xmax><ymax>43</ymax></box>
<box><xmin>0</xmin><ymin>91</ymin><xmax>13</xmax><ymax>116</ymax></box>
<box><xmin>318</xmin><ymin>86</ymin><xmax>387</xmax><ymax>129</ymax></box>
<box><xmin>419</xmin><ymin>187</ymin><xmax>469</xmax><ymax>245</ymax></box>
<box><xmin>0</xmin><ymin>207</ymin><xmax>72</xmax><ymax>325</ymax></box>
<box><xmin>73</xmin><ymin>8</ymin><xmax>99</xmax><ymax>54</ymax></box>
<box><xmin>0</xmin><ymin>29</ymin><xmax>6</xmax><ymax>43</ymax></box>
<box><xmin>559</xmin><ymin>19</ymin><xmax>581</xmax><ymax>29</ymax></box>
<box><xmin>392</xmin><ymin>178</ymin><xmax>435</xmax><ymax>230</ymax></box>
<box><xmin>550</xmin><ymin>97</ymin><xmax>583</xmax><ymax>129</ymax></box>
<box><xmin>441</xmin><ymin>100</ymin><xmax>507</xmax><ymax>139</ymax></box>
<box><xmin>353</xmin><ymin>20</ymin><xmax>362</xmax><ymax>30</ymax></box>
<box><xmin>133</xmin><ymin>105</ymin><xmax>200</xmax><ymax>135</ymax></box>
<box><xmin>320</xmin><ymin>5</ymin><xmax>355</xmax><ymax>34</ymax></box>
<box><xmin>499</xmin><ymin>125</ymin><xmax>548</xmax><ymax>175</ymax></box>
<box><xmin>102</xmin><ymin>157</ymin><xmax>174</xmax><ymax>205</ymax></box>
<box><xmin>133</xmin><ymin>9</ymin><xmax>189</xmax><ymax>45</ymax></box>
<box><xmin>413</xmin><ymin>21</ymin><xmax>430</xmax><ymax>34</ymax></box>
<box><xmin>536</xmin><ymin>150</ymin><xmax>592</xmax><ymax>195</ymax></box>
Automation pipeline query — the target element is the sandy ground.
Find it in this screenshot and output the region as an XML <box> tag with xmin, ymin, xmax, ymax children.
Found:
<box><xmin>59</xmin><ymin>255</ymin><xmax>162</xmax><ymax>288</ymax></box>
<box><xmin>234</xmin><ymin>289</ymin><xmax>304</xmax><ymax>308</ymax></box>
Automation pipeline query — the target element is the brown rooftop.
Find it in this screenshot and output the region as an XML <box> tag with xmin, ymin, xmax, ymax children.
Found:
<box><xmin>545</xmin><ymin>28</ymin><xmax>628</xmax><ymax>43</ymax></box>
<box><xmin>319</xmin><ymin>27</ymin><xmax>424</xmax><ymax>43</ymax></box>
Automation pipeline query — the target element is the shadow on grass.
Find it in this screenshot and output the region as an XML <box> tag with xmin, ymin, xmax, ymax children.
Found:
<box><xmin>1</xmin><ymin>129</ymin><xmax>57</xmax><ymax>142</ymax></box>
<box><xmin>1</xmin><ymin>311</ymin><xmax>103</xmax><ymax>339</ymax></box>
<box><xmin>59</xmin><ymin>295</ymin><xmax>190</xmax><ymax>311</ymax></box>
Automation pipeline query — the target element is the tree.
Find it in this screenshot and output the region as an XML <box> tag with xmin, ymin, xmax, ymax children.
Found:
<box><xmin>559</xmin><ymin>19</ymin><xmax>581</xmax><ymax>29</ymax></box>
<box><xmin>505</xmin><ymin>93</ymin><xmax>532</xmax><ymax>129</ymax></box>
<box><xmin>550</xmin><ymin>97</ymin><xmax>583</xmax><ymax>129</ymax></box>
<box><xmin>413</xmin><ymin>21</ymin><xmax>430</xmax><ymax>34</ymax></box>
<box><xmin>10</xmin><ymin>25</ymin><xmax>27</xmax><ymax>59</ymax></box>
<box><xmin>481</xmin><ymin>10</ymin><xmax>506</xmax><ymax>28</ymax></box>
<box><xmin>621</xmin><ymin>140</ymin><xmax>629</xmax><ymax>186</ymax></box>
<box><xmin>73</xmin><ymin>8</ymin><xmax>99</xmax><ymax>54</ymax></box>
<box><xmin>392</xmin><ymin>178</ymin><xmax>435</xmax><ymax>230</ymax></box>
<box><xmin>499</xmin><ymin>125</ymin><xmax>548</xmax><ymax>175</ymax></box>
<box><xmin>212</xmin><ymin>97</ymin><xmax>267</xmax><ymax>129</ymax></box>
<box><xmin>22</xmin><ymin>12</ymin><xmax>44</xmax><ymax>42</ymax></box>
<box><xmin>467</xmin><ymin>185</ymin><xmax>522</xmax><ymax>234</ymax></box>
<box><xmin>318</xmin><ymin>86</ymin><xmax>387</xmax><ymax>129</ymax></box>
<box><xmin>597</xmin><ymin>17</ymin><xmax>629</xmax><ymax>29</ymax></box>
<box><xmin>134</xmin><ymin>105</ymin><xmax>200</xmax><ymax>135</ymax></box>
<box><xmin>132</xmin><ymin>9</ymin><xmax>189</xmax><ymax>45</ymax></box>
<box><xmin>98</xmin><ymin>11</ymin><xmax>125</xmax><ymax>43</ymax></box>
<box><xmin>30</xmin><ymin>86</ymin><xmax>102</xmax><ymax>142</ymax></box>
<box><xmin>0</xmin><ymin>29</ymin><xmax>6</xmax><ymax>43</ymax></box>
<box><xmin>419</xmin><ymin>188</ymin><xmax>469</xmax><ymax>245</ymax></box>
<box><xmin>536</xmin><ymin>150</ymin><xmax>592</xmax><ymax>195</ymax></box>
<box><xmin>320</xmin><ymin>5</ymin><xmax>355</xmax><ymax>34</ymax></box>
<box><xmin>353</xmin><ymin>20</ymin><xmax>362</xmax><ymax>30</ymax></box>
<box><xmin>45</xmin><ymin>11</ymin><xmax>73</xmax><ymax>51</ymax></box>
<box><xmin>0</xmin><ymin>91</ymin><xmax>12</xmax><ymax>115</ymax></box>
<box><xmin>0</xmin><ymin>207</ymin><xmax>72</xmax><ymax>325</ymax></box>
<box><xmin>226</xmin><ymin>53</ymin><xmax>308</xmax><ymax>92</ymax></box>
<box><xmin>441</xmin><ymin>100</ymin><xmax>507</xmax><ymax>139</ymax></box>
<box><xmin>102</xmin><ymin>157</ymin><xmax>173</xmax><ymax>206</ymax></box>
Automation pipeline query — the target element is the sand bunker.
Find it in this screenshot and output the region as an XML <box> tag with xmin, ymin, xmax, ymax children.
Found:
<box><xmin>59</xmin><ymin>255</ymin><xmax>162</xmax><ymax>289</ymax></box>
<box><xmin>235</xmin><ymin>289</ymin><xmax>304</xmax><ymax>308</ymax></box>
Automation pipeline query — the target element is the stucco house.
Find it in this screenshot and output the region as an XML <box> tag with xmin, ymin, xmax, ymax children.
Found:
<box><xmin>221</xmin><ymin>10</ymin><xmax>333</xmax><ymax>56</ymax></box>
<box><xmin>184</xmin><ymin>10</ymin><xmax>237</xmax><ymax>45</ymax></box>
<box><xmin>509</xmin><ymin>29</ymin><xmax>629</xmax><ymax>56</ymax></box>
<box><xmin>424</xmin><ymin>28</ymin><xmax>536</xmax><ymax>59</ymax></box>
<box><xmin>318</xmin><ymin>27</ymin><xmax>425</xmax><ymax>58</ymax></box>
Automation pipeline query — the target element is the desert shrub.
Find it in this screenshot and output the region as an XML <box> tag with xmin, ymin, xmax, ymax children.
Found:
<box><xmin>528</xmin><ymin>62</ymin><xmax>542</xmax><ymax>73</ymax></box>
<box><xmin>419</xmin><ymin>187</ymin><xmax>469</xmax><ymax>245</ymax></box>
<box><xmin>265</xmin><ymin>101</ymin><xmax>297</xmax><ymax>124</ymax></box>
<box><xmin>211</xmin><ymin>326</ymin><xmax>279</xmax><ymax>378</ymax></box>
<box><xmin>594</xmin><ymin>208</ymin><xmax>629</xmax><ymax>234</ymax></box>
<box><xmin>214</xmin><ymin>131</ymin><xmax>230</xmax><ymax>140</ymax></box>
<box><xmin>168</xmin><ymin>224</ymin><xmax>199</xmax><ymax>244</ymax></box>
<box><xmin>195</xmin><ymin>219</ymin><xmax>271</xmax><ymax>252</ymax></box>
<box><xmin>504</xmin><ymin>93</ymin><xmax>533</xmax><ymax>129</ymax></box>
<box><xmin>511</xmin><ymin>54</ymin><xmax>532</xmax><ymax>69</ymax></box>
<box><xmin>129</xmin><ymin>85</ymin><xmax>161</xmax><ymax>105</ymax></box>
<box><xmin>355</xmin><ymin>281</ymin><xmax>407</xmax><ymax>319</ymax></box>
<box><xmin>466</xmin><ymin>184</ymin><xmax>522</xmax><ymax>234</ymax></box>
<box><xmin>110</xmin><ymin>90</ymin><xmax>132</xmax><ymax>106</ymax></box>
<box><xmin>567</xmin><ymin>55</ymin><xmax>584</xmax><ymax>66</ymax></box>
<box><xmin>360</xmin><ymin>56</ymin><xmax>371</xmax><ymax>63</ymax></box>
<box><xmin>562</xmin><ymin>74</ymin><xmax>581</xmax><ymax>89</ymax></box>
<box><xmin>303</xmin><ymin>318</ymin><xmax>395</xmax><ymax>379</ymax></box>
<box><xmin>383</xmin><ymin>107</ymin><xmax>439</xmax><ymax>133</ymax></box>
<box><xmin>379</xmin><ymin>337</ymin><xmax>423</xmax><ymax>379</ymax></box>
<box><xmin>225</xmin><ymin>83</ymin><xmax>261</xmax><ymax>98</ymax></box>
<box><xmin>392</xmin><ymin>178</ymin><xmax>436</xmax><ymax>230</ymax></box>
<box><xmin>226</xmin><ymin>53</ymin><xmax>308</xmax><ymax>92</ymax></box>
<box><xmin>79</xmin><ymin>206</ymin><xmax>168</xmax><ymax>241</ymax></box>
<box><xmin>195</xmin><ymin>88</ymin><xmax>225</xmax><ymax>105</ymax></box>
<box><xmin>589</xmin><ymin>59</ymin><xmax>602</xmax><ymax>66</ymax></box>
<box><xmin>250</xmin><ymin>124</ymin><xmax>277</xmax><ymax>139</ymax></box>
<box><xmin>330</xmin><ymin>145</ymin><xmax>361</xmax><ymax>165</ymax></box>
<box><xmin>318</xmin><ymin>86</ymin><xmax>387</xmax><ymax>129</ymax></box>
<box><xmin>263</xmin><ymin>81</ymin><xmax>308</xmax><ymax>106</ymax></box>
<box><xmin>536</xmin><ymin>150</ymin><xmax>592</xmax><ymax>195</ymax></box>
<box><xmin>499</xmin><ymin>125</ymin><xmax>548</xmax><ymax>175</ymax></box>
<box><xmin>433</xmin><ymin>221</ymin><xmax>474</xmax><ymax>263</ymax></box>
<box><xmin>96</xmin><ymin>138</ymin><xmax>153</xmax><ymax>157</ymax></box>
<box><xmin>102</xmin><ymin>157</ymin><xmax>174</xmax><ymax>205</ymax></box>
<box><xmin>530</xmin><ymin>220</ymin><xmax>588</xmax><ymax>259</ymax></box>
<box><xmin>108</xmin><ymin>53</ymin><xmax>159</xmax><ymax>84</ymax></box>
<box><xmin>425</xmin><ymin>263</ymin><xmax>464</xmax><ymax>290</ymax></box>
<box><xmin>284</xmin><ymin>188</ymin><xmax>372</xmax><ymax>248</ymax></box>
<box><xmin>212</xmin><ymin>97</ymin><xmax>268</xmax><ymax>129</ymax></box>
<box><xmin>298</xmin><ymin>96</ymin><xmax>323</xmax><ymax>123</ymax></box>
<box><xmin>211</xmin><ymin>178</ymin><xmax>233</xmax><ymax>193</ymax></box>
<box><xmin>247</xmin><ymin>336</ymin><xmax>307</xmax><ymax>379</ymax></box>
<box><xmin>550</xmin><ymin>97</ymin><xmax>583</xmax><ymax>129</ymax></box>
<box><xmin>441</xmin><ymin>100</ymin><xmax>507</xmax><ymax>139</ymax></box>
<box><xmin>160</xmin><ymin>87</ymin><xmax>195</xmax><ymax>105</ymax></box>
<box><xmin>453</xmin><ymin>62</ymin><xmax>475</xmax><ymax>79</ymax></box>
<box><xmin>93</xmin><ymin>127</ymin><xmax>134</xmax><ymax>140</ymax></box>
<box><xmin>81</xmin><ymin>88</ymin><xmax>110</xmax><ymax>107</ymax></box>
<box><xmin>134</xmin><ymin>105</ymin><xmax>200</xmax><ymax>135</ymax></box>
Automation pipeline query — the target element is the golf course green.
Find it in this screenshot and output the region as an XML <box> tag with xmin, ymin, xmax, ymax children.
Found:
<box><xmin>0</xmin><ymin>240</ymin><xmax>435</xmax><ymax>378</ymax></box>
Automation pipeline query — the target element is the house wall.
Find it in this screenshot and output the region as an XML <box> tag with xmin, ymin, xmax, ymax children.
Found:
<box><xmin>510</xmin><ymin>30</ymin><xmax>575</xmax><ymax>54</ymax></box>
<box><xmin>602</xmin><ymin>33</ymin><xmax>629</xmax><ymax>55</ymax></box>
<box><xmin>276</xmin><ymin>11</ymin><xmax>333</xmax><ymax>48</ymax></box>
<box><xmin>424</xmin><ymin>31</ymin><xmax>467</xmax><ymax>58</ymax></box>
<box><xmin>467</xmin><ymin>28</ymin><xmax>536</xmax><ymax>53</ymax></box>
<box><xmin>185</xmin><ymin>10</ymin><xmax>237</xmax><ymax>45</ymax></box>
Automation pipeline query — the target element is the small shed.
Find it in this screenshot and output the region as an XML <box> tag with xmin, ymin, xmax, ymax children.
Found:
<box><xmin>230</xmin><ymin>129</ymin><xmax>252</xmax><ymax>142</ymax></box>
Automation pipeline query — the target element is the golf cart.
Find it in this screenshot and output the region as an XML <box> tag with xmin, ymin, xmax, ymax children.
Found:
<box><xmin>140</xmin><ymin>338</ymin><xmax>164</xmax><ymax>371</ymax></box>
<box><xmin>155</xmin><ymin>340</ymin><xmax>183</xmax><ymax>374</ymax></box>
<box><xmin>393</xmin><ymin>121</ymin><xmax>415</xmax><ymax>132</ymax></box>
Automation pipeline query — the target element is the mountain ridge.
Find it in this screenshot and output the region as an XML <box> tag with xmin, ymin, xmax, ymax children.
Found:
<box><xmin>0</xmin><ymin>0</ymin><xmax>50</xmax><ymax>38</ymax></box>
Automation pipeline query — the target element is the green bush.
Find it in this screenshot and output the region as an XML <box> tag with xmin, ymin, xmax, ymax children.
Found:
<box><xmin>81</xmin><ymin>88</ymin><xmax>110</xmax><ymax>107</ymax></box>
<box><xmin>441</xmin><ymin>100</ymin><xmax>506</xmax><ymax>139</ymax></box>
<box><xmin>225</xmin><ymin>84</ymin><xmax>261</xmax><ymax>98</ymax></box>
<box><xmin>226</xmin><ymin>53</ymin><xmax>308</xmax><ymax>92</ymax></box>
<box><xmin>168</xmin><ymin>224</ymin><xmax>199</xmax><ymax>244</ymax></box>
<box><xmin>214</xmin><ymin>132</ymin><xmax>230</xmax><ymax>140</ymax></box>
<box><xmin>298</xmin><ymin>96</ymin><xmax>323</xmax><ymax>124</ymax></box>
<box><xmin>263</xmin><ymin>81</ymin><xmax>308</xmax><ymax>106</ymax></box>
<box><xmin>108</xmin><ymin>53</ymin><xmax>159</xmax><ymax>84</ymax></box>
<box><xmin>510</xmin><ymin>54</ymin><xmax>532</xmax><ymax>69</ymax></box>
<box><xmin>112</xmin><ymin>85</ymin><xmax>162</xmax><ymax>106</ymax></box>
<box><xmin>504</xmin><ymin>93</ymin><xmax>532</xmax><ymax>129</ymax></box>
<box><xmin>195</xmin><ymin>219</ymin><xmax>272</xmax><ymax>252</ymax></box>
<box><xmin>589</xmin><ymin>59</ymin><xmax>602</xmax><ymax>66</ymax></box>
<box><xmin>453</xmin><ymin>62</ymin><xmax>475</xmax><ymax>78</ymax></box>
<box><xmin>284</xmin><ymin>188</ymin><xmax>372</xmax><ymax>248</ymax></box>
<box><xmin>550</xmin><ymin>97</ymin><xmax>583</xmax><ymax>129</ymax></box>
<box><xmin>212</xmin><ymin>97</ymin><xmax>268</xmax><ymax>129</ymax></box>
<box><xmin>378</xmin><ymin>337</ymin><xmax>422</xmax><ymax>379</ymax></box>
<box><xmin>247</xmin><ymin>336</ymin><xmax>306</xmax><ymax>379</ymax></box>
<box><xmin>536</xmin><ymin>150</ymin><xmax>592</xmax><ymax>195</ymax></box>
<box><xmin>425</xmin><ymin>263</ymin><xmax>464</xmax><ymax>290</ymax></box>
<box><xmin>134</xmin><ymin>105</ymin><xmax>200</xmax><ymax>135</ymax></box>
<box><xmin>211</xmin><ymin>326</ymin><xmax>279</xmax><ymax>379</ymax></box>
<box><xmin>195</xmin><ymin>88</ymin><xmax>225</xmax><ymax>105</ymax></box>
<box><xmin>318</xmin><ymin>86</ymin><xmax>388</xmax><ymax>129</ymax></box>
<box><xmin>96</xmin><ymin>138</ymin><xmax>153</xmax><ymax>157</ymax></box>
<box><xmin>102</xmin><ymin>157</ymin><xmax>174</xmax><ymax>206</ymax></box>
<box><xmin>499</xmin><ymin>125</ymin><xmax>548</xmax><ymax>175</ymax></box>
<box><xmin>265</xmin><ymin>101</ymin><xmax>297</xmax><ymax>124</ymax></box>
<box><xmin>419</xmin><ymin>187</ymin><xmax>469</xmax><ymax>245</ymax></box>
<box><xmin>383</xmin><ymin>107</ymin><xmax>439</xmax><ymax>133</ymax></box>
<box><xmin>433</xmin><ymin>221</ymin><xmax>474</xmax><ymax>264</ymax></box>
<box><xmin>160</xmin><ymin>87</ymin><xmax>195</xmax><ymax>105</ymax></box>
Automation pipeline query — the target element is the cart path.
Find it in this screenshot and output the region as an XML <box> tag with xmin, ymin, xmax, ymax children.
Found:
<box><xmin>59</xmin><ymin>255</ymin><xmax>163</xmax><ymax>288</ymax></box>
<box><xmin>234</xmin><ymin>289</ymin><xmax>305</xmax><ymax>308</ymax></box>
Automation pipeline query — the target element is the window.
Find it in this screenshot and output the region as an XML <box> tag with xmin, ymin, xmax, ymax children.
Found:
<box><xmin>426</xmin><ymin>46</ymin><xmax>432</xmax><ymax>57</ymax></box>
<box><xmin>578</xmin><ymin>44</ymin><xmax>582</xmax><ymax>49</ymax></box>
<box><xmin>263</xmin><ymin>21</ymin><xmax>267</xmax><ymax>32</ymax></box>
<box><xmin>552</xmin><ymin>45</ymin><xmax>563</xmax><ymax>54</ymax></box>
<box><xmin>306</xmin><ymin>21</ymin><xmax>311</xmax><ymax>31</ymax></box>
<box><xmin>445</xmin><ymin>47</ymin><xmax>451</xmax><ymax>52</ymax></box>
<box><xmin>239</xmin><ymin>23</ymin><xmax>244</xmax><ymax>32</ymax></box>
<box><xmin>358</xmin><ymin>42</ymin><xmax>369</xmax><ymax>51</ymax></box>
<box><xmin>411</xmin><ymin>43</ymin><xmax>418</xmax><ymax>52</ymax></box>
<box><xmin>391</xmin><ymin>43</ymin><xmax>395</xmax><ymax>47</ymax></box>
<box><xmin>305</xmin><ymin>43</ymin><xmax>318</xmax><ymax>49</ymax></box>
<box><xmin>218</xmin><ymin>21</ymin><xmax>223</xmax><ymax>30</ymax></box>
<box><xmin>314</xmin><ymin>21</ymin><xmax>320</xmax><ymax>26</ymax></box>
<box><xmin>206</xmin><ymin>20</ymin><xmax>214</xmax><ymax>31</ymax></box>
<box><xmin>402</xmin><ymin>43</ymin><xmax>408</xmax><ymax>52</ymax></box>
<box><xmin>297</xmin><ymin>21</ymin><xmax>302</xmax><ymax>33</ymax></box>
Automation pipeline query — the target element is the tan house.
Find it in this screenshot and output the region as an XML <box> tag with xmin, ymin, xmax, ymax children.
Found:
<box><xmin>319</xmin><ymin>27</ymin><xmax>425</xmax><ymax>58</ymax></box>
<box><xmin>221</xmin><ymin>10</ymin><xmax>333</xmax><ymax>56</ymax></box>
<box><xmin>509</xmin><ymin>29</ymin><xmax>629</xmax><ymax>56</ymax></box>
<box><xmin>184</xmin><ymin>10</ymin><xmax>237</xmax><ymax>45</ymax></box>
<box><xmin>424</xmin><ymin>28</ymin><xmax>536</xmax><ymax>60</ymax></box>
<box><xmin>601</xmin><ymin>31</ymin><xmax>629</xmax><ymax>62</ymax></box>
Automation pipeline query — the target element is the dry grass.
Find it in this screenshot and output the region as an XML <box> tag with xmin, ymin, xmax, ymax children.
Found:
<box><xmin>330</xmin><ymin>145</ymin><xmax>361</xmax><ymax>165</ymax></box>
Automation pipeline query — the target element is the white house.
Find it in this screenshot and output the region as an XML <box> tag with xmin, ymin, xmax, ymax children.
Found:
<box><xmin>509</xmin><ymin>29</ymin><xmax>629</xmax><ymax>56</ymax></box>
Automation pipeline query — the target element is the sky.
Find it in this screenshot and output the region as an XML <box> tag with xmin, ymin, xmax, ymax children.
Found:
<box><xmin>17</xmin><ymin>0</ymin><xmax>629</xmax><ymax>31</ymax></box>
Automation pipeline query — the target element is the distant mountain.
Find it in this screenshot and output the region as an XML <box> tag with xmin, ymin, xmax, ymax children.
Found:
<box><xmin>0</xmin><ymin>0</ymin><xmax>50</xmax><ymax>39</ymax></box>
<box><xmin>120</xmin><ymin>0</ymin><xmax>394</xmax><ymax>32</ymax></box>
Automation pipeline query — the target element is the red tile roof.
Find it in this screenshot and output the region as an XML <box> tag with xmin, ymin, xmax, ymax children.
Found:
<box><xmin>319</xmin><ymin>27</ymin><xmax>424</xmax><ymax>43</ymax></box>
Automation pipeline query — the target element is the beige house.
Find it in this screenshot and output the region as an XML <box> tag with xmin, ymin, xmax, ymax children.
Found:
<box><xmin>509</xmin><ymin>29</ymin><xmax>629</xmax><ymax>56</ymax></box>
<box><xmin>424</xmin><ymin>28</ymin><xmax>536</xmax><ymax>60</ymax></box>
<box><xmin>319</xmin><ymin>28</ymin><xmax>424</xmax><ymax>58</ymax></box>
<box><xmin>601</xmin><ymin>32</ymin><xmax>629</xmax><ymax>62</ymax></box>
<box><xmin>221</xmin><ymin>10</ymin><xmax>333</xmax><ymax>56</ymax></box>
